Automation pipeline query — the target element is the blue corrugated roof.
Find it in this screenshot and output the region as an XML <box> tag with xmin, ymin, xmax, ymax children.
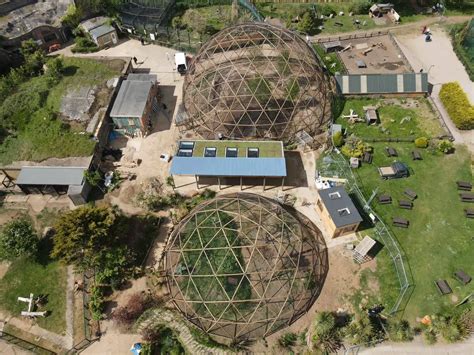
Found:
<box><xmin>170</xmin><ymin>157</ymin><xmax>287</xmax><ymax>177</ymax></box>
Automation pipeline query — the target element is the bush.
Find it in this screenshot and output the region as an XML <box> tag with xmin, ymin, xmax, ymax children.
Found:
<box><xmin>72</xmin><ymin>36</ymin><xmax>99</xmax><ymax>54</ymax></box>
<box><xmin>113</xmin><ymin>293</ymin><xmax>155</xmax><ymax>328</ymax></box>
<box><xmin>0</xmin><ymin>219</ymin><xmax>38</xmax><ymax>260</ymax></box>
<box><xmin>349</xmin><ymin>0</ymin><xmax>372</xmax><ymax>14</ymax></box>
<box><xmin>278</xmin><ymin>332</ymin><xmax>298</xmax><ymax>348</ymax></box>
<box><xmin>387</xmin><ymin>319</ymin><xmax>414</xmax><ymax>342</ymax></box>
<box><xmin>311</xmin><ymin>312</ymin><xmax>342</xmax><ymax>353</ymax></box>
<box><xmin>333</xmin><ymin>131</ymin><xmax>344</xmax><ymax>147</ymax></box>
<box><xmin>341</xmin><ymin>137</ymin><xmax>371</xmax><ymax>158</ymax></box>
<box><xmin>344</xmin><ymin>316</ymin><xmax>382</xmax><ymax>345</ymax></box>
<box><xmin>89</xmin><ymin>285</ymin><xmax>105</xmax><ymax>320</ymax></box>
<box><xmin>437</xmin><ymin>140</ymin><xmax>455</xmax><ymax>154</ymax></box>
<box><xmin>423</xmin><ymin>329</ymin><xmax>437</xmax><ymax>345</ymax></box>
<box><xmin>439</xmin><ymin>82</ymin><xmax>474</xmax><ymax>130</ymax></box>
<box><xmin>414</xmin><ymin>137</ymin><xmax>429</xmax><ymax>148</ymax></box>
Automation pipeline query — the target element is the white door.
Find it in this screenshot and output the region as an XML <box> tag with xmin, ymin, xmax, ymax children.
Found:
<box><xmin>111</xmin><ymin>32</ymin><xmax>118</xmax><ymax>44</ymax></box>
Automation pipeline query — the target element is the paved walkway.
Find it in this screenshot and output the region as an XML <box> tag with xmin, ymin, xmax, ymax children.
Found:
<box><xmin>137</xmin><ymin>309</ymin><xmax>231</xmax><ymax>355</ymax></box>
<box><xmin>395</xmin><ymin>25</ymin><xmax>474</xmax><ymax>152</ymax></box>
<box><xmin>359</xmin><ymin>336</ymin><xmax>474</xmax><ymax>355</ymax></box>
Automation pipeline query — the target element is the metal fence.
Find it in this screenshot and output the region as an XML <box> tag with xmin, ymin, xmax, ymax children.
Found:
<box><xmin>314</xmin><ymin>30</ymin><xmax>390</xmax><ymax>44</ymax></box>
<box><xmin>319</xmin><ymin>148</ymin><xmax>412</xmax><ymax>314</ymax></box>
<box><xmin>0</xmin><ymin>331</ymin><xmax>56</xmax><ymax>355</ymax></box>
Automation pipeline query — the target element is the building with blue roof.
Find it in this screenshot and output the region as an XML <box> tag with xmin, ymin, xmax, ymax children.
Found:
<box><xmin>170</xmin><ymin>140</ymin><xmax>287</xmax><ymax>190</ymax></box>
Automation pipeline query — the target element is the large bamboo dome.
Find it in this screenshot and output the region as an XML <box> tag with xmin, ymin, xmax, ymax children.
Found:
<box><xmin>181</xmin><ymin>23</ymin><xmax>334</xmax><ymax>142</ymax></box>
<box><xmin>164</xmin><ymin>193</ymin><xmax>329</xmax><ymax>342</ymax></box>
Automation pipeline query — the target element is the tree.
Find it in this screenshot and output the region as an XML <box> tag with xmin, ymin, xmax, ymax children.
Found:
<box><xmin>297</xmin><ymin>11</ymin><xmax>317</xmax><ymax>35</ymax></box>
<box><xmin>84</xmin><ymin>170</ymin><xmax>102</xmax><ymax>187</ymax></box>
<box><xmin>437</xmin><ymin>140</ymin><xmax>454</xmax><ymax>154</ymax></box>
<box><xmin>349</xmin><ymin>0</ymin><xmax>372</xmax><ymax>15</ymax></box>
<box><xmin>311</xmin><ymin>312</ymin><xmax>342</xmax><ymax>353</ymax></box>
<box><xmin>20</xmin><ymin>40</ymin><xmax>45</xmax><ymax>77</ymax></box>
<box><xmin>95</xmin><ymin>246</ymin><xmax>133</xmax><ymax>289</ymax></box>
<box><xmin>344</xmin><ymin>316</ymin><xmax>382</xmax><ymax>345</ymax></box>
<box><xmin>0</xmin><ymin>219</ymin><xmax>38</xmax><ymax>259</ymax></box>
<box><xmin>45</xmin><ymin>57</ymin><xmax>64</xmax><ymax>81</ymax></box>
<box><xmin>51</xmin><ymin>206</ymin><xmax>123</xmax><ymax>270</ymax></box>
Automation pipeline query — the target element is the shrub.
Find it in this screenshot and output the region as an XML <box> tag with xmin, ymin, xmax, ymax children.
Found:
<box><xmin>89</xmin><ymin>285</ymin><xmax>105</xmax><ymax>320</ymax></box>
<box><xmin>311</xmin><ymin>312</ymin><xmax>342</xmax><ymax>353</ymax></box>
<box><xmin>72</xmin><ymin>36</ymin><xmax>99</xmax><ymax>54</ymax></box>
<box><xmin>414</xmin><ymin>137</ymin><xmax>429</xmax><ymax>148</ymax></box>
<box><xmin>278</xmin><ymin>332</ymin><xmax>298</xmax><ymax>348</ymax></box>
<box><xmin>439</xmin><ymin>82</ymin><xmax>474</xmax><ymax>130</ymax></box>
<box><xmin>0</xmin><ymin>219</ymin><xmax>38</xmax><ymax>260</ymax></box>
<box><xmin>438</xmin><ymin>312</ymin><xmax>472</xmax><ymax>343</ymax></box>
<box><xmin>113</xmin><ymin>293</ymin><xmax>155</xmax><ymax>328</ymax></box>
<box><xmin>333</xmin><ymin>131</ymin><xmax>344</xmax><ymax>147</ymax></box>
<box><xmin>349</xmin><ymin>0</ymin><xmax>372</xmax><ymax>14</ymax></box>
<box><xmin>344</xmin><ymin>316</ymin><xmax>382</xmax><ymax>345</ymax></box>
<box><xmin>341</xmin><ymin>137</ymin><xmax>371</xmax><ymax>158</ymax></box>
<box><xmin>423</xmin><ymin>329</ymin><xmax>437</xmax><ymax>345</ymax></box>
<box><xmin>387</xmin><ymin>319</ymin><xmax>414</xmax><ymax>342</ymax></box>
<box><xmin>437</xmin><ymin>140</ymin><xmax>455</xmax><ymax>154</ymax></box>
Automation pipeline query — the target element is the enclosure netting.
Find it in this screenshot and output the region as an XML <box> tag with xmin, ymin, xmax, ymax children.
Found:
<box><xmin>164</xmin><ymin>193</ymin><xmax>328</xmax><ymax>342</ymax></box>
<box><xmin>181</xmin><ymin>22</ymin><xmax>334</xmax><ymax>143</ymax></box>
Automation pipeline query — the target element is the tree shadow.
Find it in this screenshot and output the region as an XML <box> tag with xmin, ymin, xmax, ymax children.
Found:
<box><xmin>35</xmin><ymin>230</ymin><xmax>55</xmax><ymax>266</ymax></box>
<box><xmin>63</xmin><ymin>65</ymin><xmax>79</xmax><ymax>77</ymax></box>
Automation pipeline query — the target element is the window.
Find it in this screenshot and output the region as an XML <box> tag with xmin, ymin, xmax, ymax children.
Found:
<box><xmin>247</xmin><ymin>148</ymin><xmax>259</xmax><ymax>158</ymax></box>
<box><xmin>177</xmin><ymin>149</ymin><xmax>193</xmax><ymax>157</ymax></box>
<box><xmin>337</xmin><ymin>208</ymin><xmax>351</xmax><ymax>217</ymax></box>
<box><xmin>226</xmin><ymin>147</ymin><xmax>238</xmax><ymax>158</ymax></box>
<box><xmin>317</xmin><ymin>199</ymin><xmax>323</xmax><ymax>211</ymax></box>
<box><xmin>204</xmin><ymin>147</ymin><xmax>217</xmax><ymax>157</ymax></box>
<box><xmin>328</xmin><ymin>191</ymin><xmax>341</xmax><ymax>199</ymax></box>
<box><xmin>128</xmin><ymin>118</ymin><xmax>136</xmax><ymax>127</ymax></box>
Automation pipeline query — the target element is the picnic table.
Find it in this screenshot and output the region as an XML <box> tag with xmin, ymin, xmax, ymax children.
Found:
<box><xmin>385</xmin><ymin>147</ymin><xmax>398</xmax><ymax>157</ymax></box>
<box><xmin>399</xmin><ymin>200</ymin><xmax>413</xmax><ymax>209</ymax></box>
<box><xmin>411</xmin><ymin>150</ymin><xmax>422</xmax><ymax>160</ymax></box>
<box><xmin>457</xmin><ymin>181</ymin><xmax>472</xmax><ymax>191</ymax></box>
<box><xmin>465</xmin><ymin>208</ymin><xmax>474</xmax><ymax>219</ymax></box>
<box><xmin>392</xmin><ymin>217</ymin><xmax>409</xmax><ymax>228</ymax></box>
<box><xmin>363</xmin><ymin>151</ymin><xmax>373</xmax><ymax>164</ymax></box>
<box><xmin>435</xmin><ymin>280</ymin><xmax>452</xmax><ymax>295</ymax></box>
<box><xmin>404</xmin><ymin>188</ymin><xmax>417</xmax><ymax>201</ymax></box>
<box><xmin>378</xmin><ymin>194</ymin><xmax>392</xmax><ymax>204</ymax></box>
<box><xmin>454</xmin><ymin>270</ymin><xmax>471</xmax><ymax>285</ymax></box>
<box><xmin>460</xmin><ymin>192</ymin><xmax>474</xmax><ymax>202</ymax></box>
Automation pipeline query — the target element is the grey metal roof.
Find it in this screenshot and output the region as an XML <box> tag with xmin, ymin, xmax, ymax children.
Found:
<box><xmin>80</xmin><ymin>16</ymin><xmax>109</xmax><ymax>32</ymax></box>
<box><xmin>16</xmin><ymin>167</ymin><xmax>86</xmax><ymax>186</ymax></box>
<box><xmin>170</xmin><ymin>157</ymin><xmax>287</xmax><ymax>177</ymax></box>
<box><xmin>110</xmin><ymin>80</ymin><xmax>152</xmax><ymax>118</ymax></box>
<box><xmin>335</xmin><ymin>73</ymin><xmax>428</xmax><ymax>95</ymax></box>
<box><xmin>89</xmin><ymin>24</ymin><xmax>115</xmax><ymax>39</ymax></box>
<box><xmin>318</xmin><ymin>186</ymin><xmax>363</xmax><ymax>228</ymax></box>
<box><xmin>127</xmin><ymin>73</ymin><xmax>157</xmax><ymax>82</ymax></box>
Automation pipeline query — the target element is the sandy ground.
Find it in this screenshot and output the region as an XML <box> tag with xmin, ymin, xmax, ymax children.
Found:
<box><xmin>0</xmin><ymin>339</ymin><xmax>32</xmax><ymax>355</ymax></box>
<box><xmin>338</xmin><ymin>34</ymin><xmax>410</xmax><ymax>74</ymax></box>
<box><xmin>395</xmin><ymin>25</ymin><xmax>474</xmax><ymax>151</ymax></box>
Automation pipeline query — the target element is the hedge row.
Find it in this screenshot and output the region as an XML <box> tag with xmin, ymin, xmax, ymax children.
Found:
<box><xmin>439</xmin><ymin>82</ymin><xmax>474</xmax><ymax>130</ymax></box>
<box><xmin>450</xmin><ymin>22</ymin><xmax>474</xmax><ymax>82</ymax></box>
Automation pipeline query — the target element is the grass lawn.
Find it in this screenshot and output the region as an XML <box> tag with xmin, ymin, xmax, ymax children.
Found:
<box><xmin>353</xmin><ymin>143</ymin><xmax>473</xmax><ymax>320</ymax></box>
<box><xmin>0</xmin><ymin>57</ymin><xmax>122</xmax><ymax>165</ymax></box>
<box><xmin>336</xmin><ymin>98</ymin><xmax>445</xmax><ymax>139</ymax></box>
<box><xmin>0</xmin><ymin>257</ymin><xmax>67</xmax><ymax>334</ymax></box>
<box><xmin>192</xmin><ymin>140</ymin><xmax>283</xmax><ymax>157</ymax></box>
<box><xmin>313</xmin><ymin>44</ymin><xmax>345</xmax><ymax>74</ymax></box>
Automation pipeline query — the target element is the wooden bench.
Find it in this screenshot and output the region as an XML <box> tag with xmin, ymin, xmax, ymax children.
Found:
<box><xmin>385</xmin><ymin>147</ymin><xmax>398</xmax><ymax>157</ymax></box>
<box><xmin>363</xmin><ymin>151</ymin><xmax>373</xmax><ymax>164</ymax></box>
<box><xmin>378</xmin><ymin>194</ymin><xmax>392</xmax><ymax>205</ymax></box>
<box><xmin>404</xmin><ymin>189</ymin><xmax>417</xmax><ymax>201</ymax></box>
<box><xmin>399</xmin><ymin>200</ymin><xmax>413</xmax><ymax>209</ymax></box>
<box><xmin>435</xmin><ymin>280</ymin><xmax>452</xmax><ymax>295</ymax></box>
<box><xmin>454</xmin><ymin>270</ymin><xmax>471</xmax><ymax>285</ymax></box>
<box><xmin>465</xmin><ymin>208</ymin><xmax>474</xmax><ymax>219</ymax></box>
<box><xmin>460</xmin><ymin>192</ymin><xmax>474</xmax><ymax>203</ymax></box>
<box><xmin>457</xmin><ymin>181</ymin><xmax>472</xmax><ymax>191</ymax></box>
<box><xmin>411</xmin><ymin>150</ymin><xmax>422</xmax><ymax>160</ymax></box>
<box><xmin>392</xmin><ymin>217</ymin><xmax>409</xmax><ymax>228</ymax></box>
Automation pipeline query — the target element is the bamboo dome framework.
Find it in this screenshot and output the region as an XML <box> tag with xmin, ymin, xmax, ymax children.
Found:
<box><xmin>164</xmin><ymin>193</ymin><xmax>329</xmax><ymax>342</ymax></box>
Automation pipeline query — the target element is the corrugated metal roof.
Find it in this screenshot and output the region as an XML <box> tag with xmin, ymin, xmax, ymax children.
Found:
<box><xmin>110</xmin><ymin>80</ymin><xmax>152</xmax><ymax>118</ymax></box>
<box><xmin>16</xmin><ymin>167</ymin><xmax>86</xmax><ymax>186</ymax></box>
<box><xmin>170</xmin><ymin>157</ymin><xmax>287</xmax><ymax>177</ymax></box>
<box><xmin>89</xmin><ymin>24</ymin><xmax>115</xmax><ymax>39</ymax></box>
<box><xmin>318</xmin><ymin>186</ymin><xmax>363</xmax><ymax>228</ymax></box>
<box><xmin>335</xmin><ymin>73</ymin><xmax>428</xmax><ymax>94</ymax></box>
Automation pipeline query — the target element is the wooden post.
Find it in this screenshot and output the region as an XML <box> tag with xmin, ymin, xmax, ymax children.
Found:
<box><xmin>263</xmin><ymin>177</ymin><xmax>266</xmax><ymax>191</ymax></box>
<box><xmin>281</xmin><ymin>177</ymin><xmax>285</xmax><ymax>190</ymax></box>
<box><xmin>240</xmin><ymin>176</ymin><xmax>243</xmax><ymax>191</ymax></box>
<box><xmin>195</xmin><ymin>175</ymin><xmax>199</xmax><ymax>189</ymax></box>
<box><xmin>218</xmin><ymin>176</ymin><xmax>221</xmax><ymax>190</ymax></box>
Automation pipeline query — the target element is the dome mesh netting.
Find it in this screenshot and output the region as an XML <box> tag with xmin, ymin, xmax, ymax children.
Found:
<box><xmin>164</xmin><ymin>193</ymin><xmax>328</xmax><ymax>342</ymax></box>
<box><xmin>181</xmin><ymin>23</ymin><xmax>334</xmax><ymax>142</ymax></box>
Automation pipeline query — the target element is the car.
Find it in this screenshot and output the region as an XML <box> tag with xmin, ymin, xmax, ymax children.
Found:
<box><xmin>378</xmin><ymin>162</ymin><xmax>409</xmax><ymax>180</ymax></box>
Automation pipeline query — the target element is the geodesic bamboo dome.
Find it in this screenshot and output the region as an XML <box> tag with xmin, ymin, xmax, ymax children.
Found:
<box><xmin>181</xmin><ymin>23</ymin><xmax>334</xmax><ymax>142</ymax></box>
<box><xmin>164</xmin><ymin>193</ymin><xmax>328</xmax><ymax>342</ymax></box>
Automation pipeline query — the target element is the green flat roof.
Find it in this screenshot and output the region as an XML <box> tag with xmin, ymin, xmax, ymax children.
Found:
<box><xmin>191</xmin><ymin>140</ymin><xmax>283</xmax><ymax>158</ymax></box>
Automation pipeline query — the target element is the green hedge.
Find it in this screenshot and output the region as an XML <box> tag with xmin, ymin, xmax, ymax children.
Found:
<box><xmin>450</xmin><ymin>22</ymin><xmax>474</xmax><ymax>81</ymax></box>
<box><xmin>439</xmin><ymin>82</ymin><xmax>474</xmax><ymax>130</ymax></box>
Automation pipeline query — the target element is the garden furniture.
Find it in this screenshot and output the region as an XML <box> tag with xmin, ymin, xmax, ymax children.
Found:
<box><xmin>435</xmin><ymin>280</ymin><xmax>452</xmax><ymax>295</ymax></box>
<box><xmin>457</xmin><ymin>181</ymin><xmax>472</xmax><ymax>191</ymax></box>
<box><xmin>378</xmin><ymin>194</ymin><xmax>391</xmax><ymax>204</ymax></box>
<box><xmin>404</xmin><ymin>189</ymin><xmax>417</xmax><ymax>201</ymax></box>
<box><xmin>399</xmin><ymin>200</ymin><xmax>413</xmax><ymax>209</ymax></box>
<box><xmin>385</xmin><ymin>147</ymin><xmax>398</xmax><ymax>157</ymax></box>
<box><xmin>454</xmin><ymin>270</ymin><xmax>471</xmax><ymax>285</ymax></box>
<box><xmin>460</xmin><ymin>192</ymin><xmax>474</xmax><ymax>202</ymax></box>
<box><xmin>392</xmin><ymin>217</ymin><xmax>409</xmax><ymax>228</ymax></box>
<box><xmin>411</xmin><ymin>150</ymin><xmax>422</xmax><ymax>160</ymax></box>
